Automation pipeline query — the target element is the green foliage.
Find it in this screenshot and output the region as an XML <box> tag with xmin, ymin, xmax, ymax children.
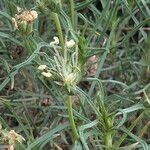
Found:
<box><xmin>0</xmin><ymin>0</ymin><xmax>150</xmax><ymax>149</ymax></box>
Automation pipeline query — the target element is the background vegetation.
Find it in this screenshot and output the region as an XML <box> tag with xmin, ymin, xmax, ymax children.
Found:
<box><xmin>0</xmin><ymin>0</ymin><xmax>150</xmax><ymax>149</ymax></box>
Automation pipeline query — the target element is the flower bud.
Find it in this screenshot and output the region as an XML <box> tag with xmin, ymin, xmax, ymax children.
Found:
<box><xmin>38</xmin><ymin>65</ymin><xmax>47</xmax><ymax>70</ymax></box>
<box><xmin>50</xmin><ymin>36</ymin><xmax>59</xmax><ymax>46</ymax></box>
<box><xmin>41</xmin><ymin>72</ymin><xmax>52</xmax><ymax>78</ymax></box>
<box><xmin>65</xmin><ymin>39</ymin><xmax>75</xmax><ymax>48</ymax></box>
<box><xmin>18</xmin><ymin>20</ymin><xmax>28</xmax><ymax>33</ymax></box>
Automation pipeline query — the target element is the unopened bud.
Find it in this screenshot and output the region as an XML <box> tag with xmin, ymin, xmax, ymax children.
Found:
<box><xmin>41</xmin><ymin>72</ymin><xmax>52</xmax><ymax>78</ymax></box>
<box><xmin>38</xmin><ymin>65</ymin><xmax>47</xmax><ymax>70</ymax></box>
<box><xmin>65</xmin><ymin>39</ymin><xmax>75</xmax><ymax>48</ymax></box>
<box><xmin>50</xmin><ymin>36</ymin><xmax>59</xmax><ymax>46</ymax></box>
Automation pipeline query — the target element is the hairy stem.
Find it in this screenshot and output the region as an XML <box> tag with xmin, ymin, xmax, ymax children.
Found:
<box><xmin>67</xmin><ymin>95</ymin><xmax>79</xmax><ymax>140</ymax></box>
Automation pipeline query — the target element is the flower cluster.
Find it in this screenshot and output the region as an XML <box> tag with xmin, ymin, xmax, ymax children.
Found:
<box><xmin>38</xmin><ymin>36</ymin><xmax>80</xmax><ymax>92</ymax></box>
<box><xmin>49</xmin><ymin>36</ymin><xmax>75</xmax><ymax>48</ymax></box>
<box><xmin>12</xmin><ymin>10</ymin><xmax>38</xmax><ymax>35</ymax></box>
<box><xmin>38</xmin><ymin>65</ymin><xmax>52</xmax><ymax>78</ymax></box>
<box><xmin>38</xmin><ymin>63</ymin><xmax>79</xmax><ymax>91</ymax></box>
<box><xmin>0</xmin><ymin>125</ymin><xmax>25</xmax><ymax>149</ymax></box>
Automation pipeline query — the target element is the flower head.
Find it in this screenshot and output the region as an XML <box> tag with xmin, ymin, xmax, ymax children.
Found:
<box><xmin>65</xmin><ymin>39</ymin><xmax>75</xmax><ymax>48</ymax></box>
<box><xmin>38</xmin><ymin>65</ymin><xmax>47</xmax><ymax>70</ymax></box>
<box><xmin>64</xmin><ymin>73</ymin><xmax>76</xmax><ymax>85</ymax></box>
<box><xmin>12</xmin><ymin>10</ymin><xmax>38</xmax><ymax>36</ymax></box>
<box><xmin>15</xmin><ymin>10</ymin><xmax>38</xmax><ymax>23</ymax></box>
<box><xmin>41</xmin><ymin>72</ymin><xmax>52</xmax><ymax>78</ymax></box>
<box><xmin>50</xmin><ymin>36</ymin><xmax>59</xmax><ymax>46</ymax></box>
<box><xmin>12</xmin><ymin>10</ymin><xmax>38</xmax><ymax>32</ymax></box>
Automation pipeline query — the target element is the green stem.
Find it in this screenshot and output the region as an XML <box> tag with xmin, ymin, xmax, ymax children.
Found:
<box><xmin>52</xmin><ymin>12</ymin><xmax>64</xmax><ymax>51</ymax></box>
<box><xmin>70</xmin><ymin>0</ymin><xmax>75</xmax><ymax>29</ymax></box>
<box><xmin>23</xmin><ymin>37</ymin><xmax>32</xmax><ymax>54</ymax></box>
<box><xmin>146</xmin><ymin>66</ymin><xmax>150</xmax><ymax>78</ymax></box>
<box><xmin>103</xmin><ymin>116</ymin><xmax>113</xmax><ymax>149</ymax></box>
<box><xmin>67</xmin><ymin>95</ymin><xmax>79</xmax><ymax>140</ymax></box>
<box><xmin>99</xmin><ymin>100</ymin><xmax>113</xmax><ymax>149</ymax></box>
<box><xmin>104</xmin><ymin>131</ymin><xmax>113</xmax><ymax>149</ymax></box>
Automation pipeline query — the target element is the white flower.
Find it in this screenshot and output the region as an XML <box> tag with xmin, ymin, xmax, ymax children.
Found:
<box><xmin>64</xmin><ymin>73</ymin><xmax>76</xmax><ymax>84</ymax></box>
<box><xmin>41</xmin><ymin>72</ymin><xmax>52</xmax><ymax>78</ymax></box>
<box><xmin>65</xmin><ymin>39</ymin><xmax>75</xmax><ymax>48</ymax></box>
<box><xmin>38</xmin><ymin>65</ymin><xmax>47</xmax><ymax>70</ymax></box>
<box><xmin>50</xmin><ymin>36</ymin><xmax>59</xmax><ymax>46</ymax></box>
